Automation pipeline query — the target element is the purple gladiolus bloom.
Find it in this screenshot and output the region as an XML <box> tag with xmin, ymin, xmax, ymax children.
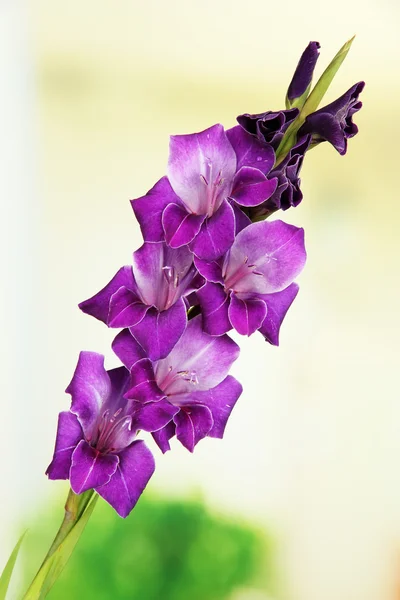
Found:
<box><xmin>250</xmin><ymin>135</ymin><xmax>312</xmax><ymax>219</ymax></box>
<box><xmin>113</xmin><ymin>315</ymin><xmax>242</xmax><ymax>453</ymax></box>
<box><xmin>298</xmin><ymin>81</ymin><xmax>365</xmax><ymax>155</ymax></box>
<box><xmin>46</xmin><ymin>352</ymin><xmax>178</xmax><ymax>517</ymax></box>
<box><xmin>132</xmin><ymin>124</ymin><xmax>278</xmax><ymax>261</ymax></box>
<box><xmin>195</xmin><ymin>220</ymin><xmax>306</xmax><ymax>338</ymax></box>
<box><xmin>287</xmin><ymin>41</ymin><xmax>321</xmax><ymax>105</ymax></box>
<box><xmin>79</xmin><ymin>242</ymin><xmax>202</xmax><ymax>360</ymax></box>
<box><xmin>237</xmin><ymin>108</ymin><xmax>299</xmax><ymax>150</ymax></box>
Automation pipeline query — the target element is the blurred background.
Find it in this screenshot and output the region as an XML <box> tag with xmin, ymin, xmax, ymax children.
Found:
<box><xmin>1</xmin><ymin>0</ymin><xmax>399</xmax><ymax>599</ymax></box>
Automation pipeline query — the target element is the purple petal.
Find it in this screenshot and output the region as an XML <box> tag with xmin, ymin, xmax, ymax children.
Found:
<box><xmin>108</xmin><ymin>287</ymin><xmax>149</xmax><ymax>328</ymax></box>
<box><xmin>287</xmin><ymin>41</ymin><xmax>320</xmax><ymax>102</ymax></box>
<box><xmin>189</xmin><ymin>199</ymin><xmax>235</xmax><ymax>261</ymax></box>
<box><xmin>231</xmin><ymin>166</ymin><xmax>278</xmax><ymax>207</ymax></box>
<box><xmin>226</xmin><ymin>125</ymin><xmax>275</xmax><ymax>172</ymax></box>
<box><xmin>225</xmin><ymin>220</ymin><xmax>306</xmax><ymax>294</ymax></box>
<box><xmin>132</xmin><ymin>241</ymin><xmax>195</xmax><ymax>310</ymax></box>
<box><xmin>162</xmin><ymin>203</ymin><xmax>205</xmax><ymax>247</ymax></box>
<box><xmin>96</xmin><ymin>440</ymin><xmax>155</xmax><ymax>518</ymax></box>
<box><xmin>154</xmin><ymin>314</ymin><xmax>240</xmax><ymax>395</ymax></box>
<box><xmin>152</xmin><ymin>421</ymin><xmax>176</xmax><ymax>453</ymax></box>
<box><xmin>231</xmin><ymin>202</ymin><xmax>251</xmax><ymax>235</ymax></box>
<box><xmin>196</xmin><ymin>282</ymin><xmax>231</xmax><ymax>336</ymax></box>
<box><xmin>79</xmin><ymin>266</ymin><xmax>136</xmax><ymax>325</ymax></box>
<box><xmin>104</xmin><ymin>366</ymin><xmax>131</xmax><ymax>412</ymax></box>
<box><xmin>46</xmin><ymin>411</ymin><xmax>83</xmax><ymax>480</ymax></box>
<box><xmin>174</xmin><ymin>405</ymin><xmax>214</xmax><ymax>452</ymax></box>
<box><xmin>66</xmin><ymin>351</ymin><xmax>111</xmax><ymax>439</ymax></box>
<box><xmin>299</xmin><ymin>81</ymin><xmax>365</xmax><ymax>155</ymax></box>
<box><xmin>228</xmin><ymin>294</ymin><xmax>267</xmax><ymax>336</ymax></box>
<box><xmin>167</xmin><ymin>124</ymin><xmax>236</xmax><ymax>215</ymax></box>
<box><xmin>129</xmin><ymin>300</ymin><xmax>187</xmax><ymax>361</ymax></box>
<box><xmin>194</xmin><ymin>256</ymin><xmax>224</xmax><ymax>284</ymax></box>
<box><xmin>112</xmin><ymin>329</ymin><xmax>147</xmax><ymax>370</ymax></box>
<box><xmin>301</xmin><ymin>112</ymin><xmax>346</xmax><ymax>153</ymax></box>
<box><xmin>237</xmin><ymin>108</ymin><xmax>299</xmax><ymax>149</ymax></box>
<box><xmin>131</xmin><ymin>176</ymin><xmax>181</xmax><ymax>242</ymax></box>
<box><xmin>125</xmin><ymin>358</ymin><xmax>165</xmax><ymax>403</ymax></box>
<box><xmin>259</xmin><ymin>283</ymin><xmax>299</xmax><ymax>345</ymax></box>
<box><xmin>134</xmin><ymin>399</ymin><xmax>179</xmax><ymax>432</ymax></box>
<box><xmin>70</xmin><ymin>440</ymin><xmax>119</xmax><ymax>495</ymax></box>
<box><xmin>173</xmin><ymin>375</ymin><xmax>242</xmax><ymax>439</ymax></box>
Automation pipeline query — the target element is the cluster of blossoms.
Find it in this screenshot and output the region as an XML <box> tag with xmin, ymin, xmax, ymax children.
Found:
<box><xmin>47</xmin><ymin>41</ymin><xmax>363</xmax><ymax>518</ymax></box>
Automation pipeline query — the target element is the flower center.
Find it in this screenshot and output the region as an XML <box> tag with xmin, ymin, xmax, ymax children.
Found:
<box><xmin>160</xmin><ymin>265</ymin><xmax>181</xmax><ymax>310</ymax></box>
<box><xmin>156</xmin><ymin>366</ymin><xmax>199</xmax><ymax>395</ymax></box>
<box><xmin>199</xmin><ymin>161</ymin><xmax>225</xmax><ymax>217</ymax></box>
<box><xmin>93</xmin><ymin>408</ymin><xmax>133</xmax><ymax>454</ymax></box>
<box><xmin>223</xmin><ymin>256</ymin><xmax>263</xmax><ymax>292</ymax></box>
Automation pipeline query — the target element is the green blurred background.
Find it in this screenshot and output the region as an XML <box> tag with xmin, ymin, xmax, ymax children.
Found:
<box><xmin>23</xmin><ymin>492</ymin><xmax>275</xmax><ymax>600</ymax></box>
<box><xmin>1</xmin><ymin>1</ymin><xmax>399</xmax><ymax>599</ymax></box>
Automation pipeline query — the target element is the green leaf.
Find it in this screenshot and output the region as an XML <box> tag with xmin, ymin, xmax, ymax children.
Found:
<box><xmin>275</xmin><ymin>36</ymin><xmax>356</xmax><ymax>165</ymax></box>
<box><xmin>22</xmin><ymin>495</ymin><xmax>98</xmax><ymax>600</ymax></box>
<box><xmin>0</xmin><ymin>531</ymin><xmax>27</xmax><ymax>600</ymax></box>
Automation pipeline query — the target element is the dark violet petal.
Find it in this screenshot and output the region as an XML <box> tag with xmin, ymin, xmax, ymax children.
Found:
<box><xmin>225</xmin><ymin>220</ymin><xmax>306</xmax><ymax>295</ymax></box>
<box><xmin>130</xmin><ymin>300</ymin><xmax>187</xmax><ymax>361</ymax></box>
<box><xmin>287</xmin><ymin>41</ymin><xmax>320</xmax><ymax>102</ymax></box>
<box><xmin>237</xmin><ymin>108</ymin><xmax>299</xmax><ymax>149</ymax></box>
<box><xmin>162</xmin><ymin>203</ymin><xmax>205</xmax><ymax>247</ymax></box>
<box><xmin>196</xmin><ymin>282</ymin><xmax>231</xmax><ymax>336</ymax></box>
<box><xmin>46</xmin><ymin>411</ymin><xmax>83</xmax><ymax>480</ymax></box>
<box><xmin>154</xmin><ymin>314</ymin><xmax>240</xmax><ymax>395</ymax></box>
<box><xmin>152</xmin><ymin>421</ymin><xmax>176</xmax><ymax>454</ymax></box>
<box><xmin>231</xmin><ymin>166</ymin><xmax>278</xmax><ymax>207</ymax></box>
<box><xmin>174</xmin><ymin>405</ymin><xmax>214</xmax><ymax>452</ymax></box>
<box><xmin>194</xmin><ymin>256</ymin><xmax>224</xmax><ymax>285</ymax></box>
<box><xmin>231</xmin><ymin>202</ymin><xmax>251</xmax><ymax>235</ymax></box>
<box><xmin>125</xmin><ymin>358</ymin><xmax>165</xmax><ymax>403</ymax></box>
<box><xmin>79</xmin><ymin>266</ymin><xmax>136</xmax><ymax>325</ymax></box>
<box><xmin>226</xmin><ymin>125</ymin><xmax>275</xmax><ymax>172</ymax></box>
<box><xmin>168</xmin><ymin>124</ymin><xmax>236</xmax><ymax>215</ymax></box>
<box><xmin>173</xmin><ymin>375</ymin><xmax>242</xmax><ymax>439</ymax></box>
<box><xmin>131</xmin><ymin>176</ymin><xmax>181</xmax><ymax>242</ymax></box>
<box><xmin>258</xmin><ymin>283</ymin><xmax>299</xmax><ymax>346</ymax></box>
<box><xmin>228</xmin><ymin>294</ymin><xmax>267</xmax><ymax>336</ymax></box>
<box><xmin>299</xmin><ymin>81</ymin><xmax>365</xmax><ymax>155</ymax></box>
<box><xmin>189</xmin><ymin>200</ymin><xmax>235</xmax><ymax>261</ymax></box>
<box><xmin>112</xmin><ymin>329</ymin><xmax>147</xmax><ymax>370</ymax></box>
<box><xmin>96</xmin><ymin>440</ymin><xmax>155</xmax><ymax>518</ymax></box>
<box><xmin>134</xmin><ymin>399</ymin><xmax>179</xmax><ymax>432</ymax></box>
<box><xmin>108</xmin><ymin>287</ymin><xmax>149</xmax><ymax>328</ymax></box>
<box><xmin>66</xmin><ymin>351</ymin><xmax>111</xmax><ymax>440</ymax></box>
<box><xmin>300</xmin><ymin>112</ymin><xmax>346</xmax><ymax>153</ymax></box>
<box><xmin>70</xmin><ymin>440</ymin><xmax>119</xmax><ymax>495</ymax></box>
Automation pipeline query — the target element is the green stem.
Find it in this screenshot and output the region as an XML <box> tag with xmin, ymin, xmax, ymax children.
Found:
<box><xmin>41</xmin><ymin>489</ymin><xmax>94</xmax><ymax>564</ymax></box>
<box><xmin>22</xmin><ymin>488</ymin><xmax>97</xmax><ymax>600</ymax></box>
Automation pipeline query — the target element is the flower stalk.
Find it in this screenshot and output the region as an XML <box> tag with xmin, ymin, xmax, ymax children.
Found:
<box><xmin>22</xmin><ymin>489</ymin><xmax>98</xmax><ymax>600</ymax></box>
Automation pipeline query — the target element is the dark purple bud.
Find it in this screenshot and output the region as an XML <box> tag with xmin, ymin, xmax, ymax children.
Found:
<box><xmin>250</xmin><ymin>135</ymin><xmax>311</xmax><ymax>218</ymax></box>
<box><xmin>298</xmin><ymin>81</ymin><xmax>365</xmax><ymax>155</ymax></box>
<box><xmin>237</xmin><ymin>108</ymin><xmax>299</xmax><ymax>150</ymax></box>
<box><xmin>287</xmin><ymin>42</ymin><xmax>321</xmax><ymax>106</ymax></box>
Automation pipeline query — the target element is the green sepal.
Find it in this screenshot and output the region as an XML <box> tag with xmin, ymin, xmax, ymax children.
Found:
<box><xmin>276</xmin><ymin>36</ymin><xmax>356</xmax><ymax>165</ymax></box>
<box><xmin>285</xmin><ymin>83</ymin><xmax>311</xmax><ymax>111</ymax></box>
<box><xmin>0</xmin><ymin>531</ymin><xmax>27</xmax><ymax>600</ymax></box>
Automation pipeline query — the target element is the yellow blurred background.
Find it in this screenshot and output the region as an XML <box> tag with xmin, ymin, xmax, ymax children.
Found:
<box><xmin>1</xmin><ymin>1</ymin><xmax>399</xmax><ymax>599</ymax></box>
